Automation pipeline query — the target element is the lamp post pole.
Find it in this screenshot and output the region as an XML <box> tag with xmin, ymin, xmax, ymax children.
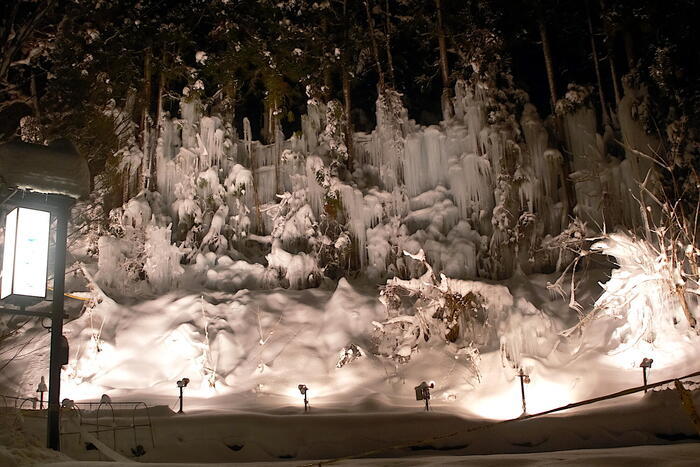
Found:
<box><xmin>47</xmin><ymin>203</ymin><xmax>69</xmax><ymax>451</ymax></box>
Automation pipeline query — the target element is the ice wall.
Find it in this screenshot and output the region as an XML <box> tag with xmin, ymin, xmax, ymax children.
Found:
<box><xmin>144</xmin><ymin>78</ymin><xmax>657</xmax><ymax>286</ymax></box>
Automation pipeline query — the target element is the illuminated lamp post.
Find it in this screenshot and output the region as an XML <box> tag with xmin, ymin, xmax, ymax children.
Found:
<box><xmin>0</xmin><ymin>139</ymin><xmax>90</xmax><ymax>451</ymax></box>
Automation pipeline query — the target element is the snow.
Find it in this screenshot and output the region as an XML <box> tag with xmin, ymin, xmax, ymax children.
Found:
<box><xmin>4</xmin><ymin>241</ymin><xmax>700</xmax><ymax>464</ymax></box>
<box><xmin>0</xmin><ymin>140</ymin><xmax>91</xmax><ymax>199</ymax></box>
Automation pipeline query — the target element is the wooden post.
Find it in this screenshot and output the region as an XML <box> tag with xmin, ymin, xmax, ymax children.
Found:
<box><xmin>47</xmin><ymin>200</ymin><xmax>71</xmax><ymax>450</ymax></box>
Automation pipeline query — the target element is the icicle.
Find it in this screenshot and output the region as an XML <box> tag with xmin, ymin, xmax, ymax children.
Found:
<box><xmin>180</xmin><ymin>97</ymin><xmax>202</xmax><ymax>149</ymax></box>
<box><xmin>403</xmin><ymin>127</ymin><xmax>449</xmax><ymax>197</ymax></box>
<box><xmin>144</xmin><ymin>223</ymin><xmax>183</xmax><ymax>292</ymax></box>
<box><xmin>424</xmin><ymin>127</ymin><xmax>449</xmax><ymax>189</ymax></box>
<box><xmin>155</xmin><ymin>117</ymin><xmax>182</xmax><ymax>208</ymax></box>
<box><xmin>200</xmin><ymin>116</ymin><xmax>225</xmax><ymax>169</ymax></box>
<box><xmin>453</xmin><ymin>80</ymin><xmax>468</xmax><ymax>121</ymax></box>
<box><xmin>403</xmin><ymin>132</ymin><xmax>425</xmax><ymax>197</ymax></box>
<box><xmin>243</xmin><ymin>117</ymin><xmax>252</xmax><ymax>156</ymax></box>
<box><xmin>305</xmin><ymin>155</ymin><xmax>325</xmax><ymax>218</ymax></box>
<box><xmin>256</xmin><ymin>166</ymin><xmax>277</xmax><ymax>204</ymax></box>
<box><xmin>562</xmin><ymin>105</ymin><xmax>604</xmax><ymax>225</ymax></box>
<box><xmin>448</xmin><ymin>153</ymin><xmax>494</xmax><ymax>222</ymax></box>
<box><xmin>339</xmin><ymin>185</ymin><xmax>369</xmax><ymax>269</ymax></box>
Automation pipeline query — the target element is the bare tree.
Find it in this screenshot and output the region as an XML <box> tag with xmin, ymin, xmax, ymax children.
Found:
<box><xmin>538</xmin><ymin>18</ymin><xmax>558</xmax><ymax>114</ymax></box>
<box><xmin>0</xmin><ymin>0</ymin><xmax>57</xmax><ymax>138</ymax></box>
<box><xmin>586</xmin><ymin>0</ymin><xmax>610</xmax><ymax>126</ymax></box>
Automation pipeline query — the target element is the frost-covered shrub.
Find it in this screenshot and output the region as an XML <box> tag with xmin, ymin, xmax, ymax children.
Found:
<box><xmin>583</xmin><ymin>232</ymin><xmax>697</xmax><ymax>352</ymax></box>
<box><xmin>373</xmin><ymin>250</ymin><xmax>558</xmax><ymax>373</ymax></box>
<box><xmin>95</xmin><ymin>235</ymin><xmax>137</xmax><ymax>293</ymax></box>
<box><xmin>200</xmin><ymin>204</ymin><xmax>230</xmax><ymax>254</ymax></box>
<box><xmin>96</xmin><ymin>191</ymin><xmax>174</xmax><ymax>294</ymax></box>
<box><xmin>266</xmin><ymin>240</ymin><xmax>321</xmax><ymax>289</ymax></box>
<box><xmin>322</xmin><ymin>99</ymin><xmax>349</xmax><ymax>165</ymax></box>
<box><xmin>264</xmin><ymin>190</ymin><xmax>322</xmax><ymax>289</ymax></box>
<box><xmin>336</xmin><ymin>343</ymin><xmax>364</xmax><ymax>368</ymax></box>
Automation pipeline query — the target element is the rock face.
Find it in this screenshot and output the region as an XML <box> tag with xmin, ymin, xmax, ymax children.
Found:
<box><xmin>0</xmin><ymin>139</ymin><xmax>90</xmax><ymax>199</ymax></box>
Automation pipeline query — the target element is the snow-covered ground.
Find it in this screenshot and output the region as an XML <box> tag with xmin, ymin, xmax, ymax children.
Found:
<box><xmin>4</xmin><ymin>385</ymin><xmax>700</xmax><ymax>465</ymax></box>
<box><xmin>2</xmin><ymin>266</ymin><xmax>700</xmax><ymax>465</ymax></box>
<box><xmin>34</xmin><ymin>444</ymin><xmax>700</xmax><ymax>466</ymax></box>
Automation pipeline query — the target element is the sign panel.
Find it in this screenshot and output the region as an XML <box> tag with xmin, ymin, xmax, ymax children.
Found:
<box><xmin>1</xmin><ymin>207</ymin><xmax>51</xmax><ymax>300</ymax></box>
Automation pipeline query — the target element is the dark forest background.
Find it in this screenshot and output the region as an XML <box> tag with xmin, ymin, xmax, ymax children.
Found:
<box><xmin>1</xmin><ymin>0</ymin><xmax>698</xmax><ymax>204</ymax></box>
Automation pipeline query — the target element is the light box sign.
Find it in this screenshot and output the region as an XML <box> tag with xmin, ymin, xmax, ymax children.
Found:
<box><xmin>1</xmin><ymin>207</ymin><xmax>51</xmax><ymax>301</ymax></box>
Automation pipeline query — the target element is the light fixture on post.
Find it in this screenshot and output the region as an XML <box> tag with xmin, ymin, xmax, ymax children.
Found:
<box><xmin>415</xmin><ymin>381</ymin><xmax>435</xmax><ymax>411</ymax></box>
<box><xmin>298</xmin><ymin>384</ymin><xmax>309</xmax><ymax>412</ymax></box>
<box><xmin>177</xmin><ymin>378</ymin><xmax>190</xmax><ymax>413</ymax></box>
<box><xmin>1</xmin><ymin>207</ymin><xmax>51</xmax><ymax>302</ymax></box>
<box><xmin>640</xmin><ymin>358</ymin><xmax>653</xmax><ymax>393</ymax></box>
<box><xmin>517</xmin><ymin>369</ymin><xmax>530</xmax><ymax>416</ymax></box>
<box><xmin>0</xmin><ymin>139</ymin><xmax>90</xmax><ymax>452</ymax></box>
<box><xmin>36</xmin><ymin>377</ymin><xmax>48</xmax><ymax>410</ymax></box>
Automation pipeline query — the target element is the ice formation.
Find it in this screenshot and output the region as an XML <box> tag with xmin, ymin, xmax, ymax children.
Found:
<box><xmin>90</xmin><ymin>73</ymin><xmax>670</xmax><ymax>297</ymax></box>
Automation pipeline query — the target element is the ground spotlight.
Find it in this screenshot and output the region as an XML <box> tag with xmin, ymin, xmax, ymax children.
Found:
<box><xmin>415</xmin><ymin>381</ymin><xmax>435</xmax><ymax>411</ymax></box>
<box><xmin>36</xmin><ymin>377</ymin><xmax>47</xmax><ymax>410</ymax></box>
<box><xmin>298</xmin><ymin>384</ymin><xmax>309</xmax><ymax>412</ymax></box>
<box><xmin>517</xmin><ymin>369</ymin><xmax>530</xmax><ymax>416</ymax></box>
<box><xmin>640</xmin><ymin>358</ymin><xmax>653</xmax><ymax>393</ymax></box>
<box><xmin>177</xmin><ymin>378</ymin><xmax>190</xmax><ymax>414</ymax></box>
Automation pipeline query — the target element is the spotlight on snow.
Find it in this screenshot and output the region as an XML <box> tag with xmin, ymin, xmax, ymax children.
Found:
<box><xmin>415</xmin><ymin>381</ymin><xmax>435</xmax><ymax>411</ymax></box>
<box><xmin>517</xmin><ymin>369</ymin><xmax>530</xmax><ymax>416</ymax></box>
<box><xmin>640</xmin><ymin>358</ymin><xmax>653</xmax><ymax>393</ymax></box>
<box><xmin>36</xmin><ymin>377</ymin><xmax>47</xmax><ymax>410</ymax></box>
<box><xmin>298</xmin><ymin>384</ymin><xmax>309</xmax><ymax>412</ymax></box>
<box><xmin>177</xmin><ymin>378</ymin><xmax>190</xmax><ymax>414</ymax></box>
<box><xmin>61</xmin><ymin>398</ymin><xmax>74</xmax><ymax>409</ymax></box>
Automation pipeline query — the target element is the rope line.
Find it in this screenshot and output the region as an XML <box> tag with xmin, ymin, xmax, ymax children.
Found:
<box><xmin>47</xmin><ymin>286</ymin><xmax>91</xmax><ymax>302</ymax></box>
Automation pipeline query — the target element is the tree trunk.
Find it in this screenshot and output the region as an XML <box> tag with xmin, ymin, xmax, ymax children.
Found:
<box><xmin>609</xmin><ymin>53</ymin><xmax>622</xmax><ymax>106</ymax></box>
<box><xmin>538</xmin><ymin>19</ymin><xmax>558</xmax><ymax>114</ymax></box>
<box><xmin>30</xmin><ymin>73</ymin><xmax>41</xmax><ymax>118</ymax></box>
<box><xmin>586</xmin><ymin>0</ymin><xmax>609</xmax><ymax>126</ymax></box>
<box><xmin>342</xmin><ymin>62</ymin><xmax>354</xmax><ymax>170</ymax></box>
<box><xmin>321</xmin><ymin>17</ymin><xmax>333</xmax><ymax>98</ymax></box>
<box><xmin>364</xmin><ymin>0</ymin><xmax>385</xmax><ymax>90</ymax></box>
<box><xmin>140</xmin><ymin>48</ymin><xmax>152</xmax><ymax>191</ymax></box>
<box><xmin>623</xmin><ymin>29</ymin><xmax>636</xmax><ymax>69</ymax></box>
<box><xmin>383</xmin><ymin>0</ymin><xmax>395</xmax><ymax>86</ymax></box>
<box><xmin>599</xmin><ymin>0</ymin><xmax>621</xmax><ymax>106</ymax></box>
<box><xmin>435</xmin><ymin>0</ymin><xmax>453</xmax><ymax>120</ymax></box>
<box><xmin>148</xmin><ymin>68</ymin><xmax>164</xmax><ymax>191</ymax></box>
<box><xmin>342</xmin><ymin>0</ymin><xmax>354</xmax><ymax>171</ymax></box>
